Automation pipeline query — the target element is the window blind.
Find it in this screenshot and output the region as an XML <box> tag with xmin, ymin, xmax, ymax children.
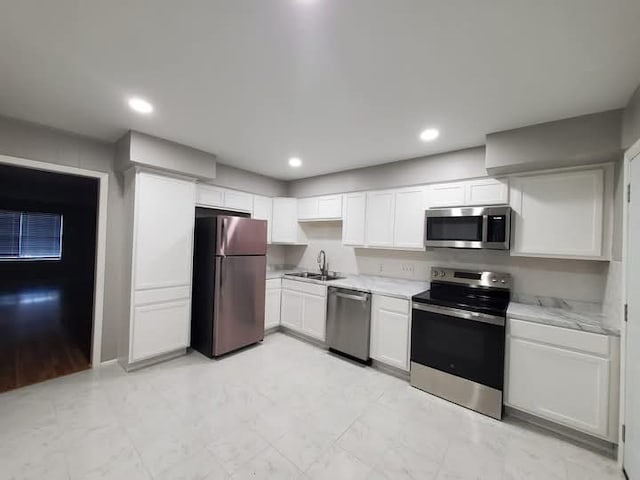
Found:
<box><xmin>0</xmin><ymin>210</ymin><xmax>63</xmax><ymax>260</ymax></box>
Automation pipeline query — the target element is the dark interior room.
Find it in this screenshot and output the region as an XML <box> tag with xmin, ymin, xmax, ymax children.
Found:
<box><xmin>0</xmin><ymin>164</ymin><xmax>98</xmax><ymax>392</ymax></box>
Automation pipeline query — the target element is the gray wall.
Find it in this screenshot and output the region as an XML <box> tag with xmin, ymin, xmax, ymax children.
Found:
<box><xmin>485</xmin><ymin>110</ymin><xmax>623</xmax><ymax>175</ymax></box>
<box><xmin>288</xmin><ymin>147</ymin><xmax>486</xmax><ymax>198</ymax></box>
<box><xmin>0</xmin><ymin>115</ymin><xmax>125</xmax><ymax>361</ymax></box>
<box><xmin>623</xmin><ymin>84</ymin><xmax>640</xmax><ymax>149</ymax></box>
<box><xmin>212</xmin><ymin>163</ymin><xmax>288</xmax><ymax>197</ymax></box>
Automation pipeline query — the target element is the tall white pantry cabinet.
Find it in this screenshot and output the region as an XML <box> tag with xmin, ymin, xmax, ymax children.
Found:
<box><xmin>120</xmin><ymin>169</ymin><xmax>197</xmax><ymax>369</ymax></box>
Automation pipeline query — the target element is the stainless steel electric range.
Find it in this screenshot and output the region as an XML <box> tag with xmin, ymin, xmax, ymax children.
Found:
<box><xmin>410</xmin><ymin>267</ymin><xmax>511</xmax><ymax>420</ymax></box>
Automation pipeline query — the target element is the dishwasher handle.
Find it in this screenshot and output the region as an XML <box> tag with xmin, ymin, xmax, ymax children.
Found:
<box><xmin>329</xmin><ymin>288</ymin><xmax>370</xmax><ymax>302</ymax></box>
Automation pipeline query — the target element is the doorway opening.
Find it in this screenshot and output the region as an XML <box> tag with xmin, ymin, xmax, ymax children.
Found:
<box><xmin>0</xmin><ymin>164</ymin><xmax>99</xmax><ymax>392</ymax></box>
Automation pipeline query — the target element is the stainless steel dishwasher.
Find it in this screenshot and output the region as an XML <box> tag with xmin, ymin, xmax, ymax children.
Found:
<box><xmin>326</xmin><ymin>286</ymin><xmax>372</xmax><ymax>362</ymax></box>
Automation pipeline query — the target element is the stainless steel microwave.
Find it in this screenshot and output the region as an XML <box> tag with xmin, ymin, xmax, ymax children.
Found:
<box><xmin>425</xmin><ymin>206</ymin><xmax>511</xmax><ymax>250</ymax></box>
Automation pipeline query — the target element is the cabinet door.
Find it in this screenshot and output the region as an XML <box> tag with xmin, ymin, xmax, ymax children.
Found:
<box><xmin>302</xmin><ymin>293</ymin><xmax>326</xmax><ymax>341</ymax></box>
<box><xmin>466</xmin><ymin>178</ymin><xmax>509</xmax><ymax>206</ymax></box>
<box><xmin>281</xmin><ymin>288</ymin><xmax>303</xmax><ymax>331</ymax></box>
<box><xmin>427</xmin><ymin>182</ymin><xmax>466</xmax><ymax>208</ymax></box>
<box><xmin>511</xmin><ymin>169</ymin><xmax>604</xmax><ymax>258</ymax></box>
<box><xmin>371</xmin><ymin>296</ymin><xmax>410</xmax><ymax>370</ymax></box>
<box><xmin>342</xmin><ymin>193</ymin><xmax>366</xmax><ymax>246</ymax></box>
<box><xmin>131</xmin><ymin>299</ymin><xmax>191</xmax><ymax>362</ymax></box>
<box><xmin>393</xmin><ymin>187</ymin><xmax>426</xmax><ymax>249</ymax></box>
<box><xmin>265</xmin><ymin>287</ymin><xmax>281</xmax><ymax>330</ymax></box>
<box><xmin>224</xmin><ymin>190</ymin><xmax>253</xmax><ymax>212</ymax></box>
<box><xmin>134</xmin><ymin>173</ymin><xmax>195</xmax><ymax>290</ymax></box>
<box><xmin>253</xmin><ymin>196</ymin><xmax>273</xmax><ymax>243</ymax></box>
<box><xmin>507</xmin><ymin>336</ymin><xmax>610</xmax><ymax>437</ymax></box>
<box><xmin>196</xmin><ymin>184</ymin><xmax>225</xmax><ymax>207</ymax></box>
<box><xmin>317</xmin><ymin>195</ymin><xmax>342</xmax><ymax>219</ymax></box>
<box><xmin>366</xmin><ymin>191</ymin><xmax>395</xmax><ymax>247</ymax></box>
<box><xmin>297</xmin><ymin>198</ymin><xmax>317</xmax><ymax>221</ymax></box>
<box><xmin>272</xmin><ymin>198</ymin><xmax>299</xmax><ymax>243</ymax></box>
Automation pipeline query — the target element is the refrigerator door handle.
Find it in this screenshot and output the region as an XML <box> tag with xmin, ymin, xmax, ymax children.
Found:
<box><xmin>220</xmin><ymin>217</ymin><xmax>227</xmax><ymax>254</ymax></box>
<box><xmin>219</xmin><ymin>256</ymin><xmax>224</xmax><ymax>292</ymax></box>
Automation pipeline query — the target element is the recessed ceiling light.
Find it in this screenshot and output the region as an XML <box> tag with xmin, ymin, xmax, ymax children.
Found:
<box><xmin>419</xmin><ymin>128</ymin><xmax>440</xmax><ymax>142</ymax></box>
<box><xmin>289</xmin><ymin>157</ymin><xmax>302</xmax><ymax>167</ymax></box>
<box><xmin>128</xmin><ymin>97</ymin><xmax>153</xmax><ymax>114</ymax></box>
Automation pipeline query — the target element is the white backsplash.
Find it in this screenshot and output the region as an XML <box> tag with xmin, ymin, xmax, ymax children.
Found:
<box><xmin>285</xmin><ymin>222</ymin><xmax>611</xmax><ymax>304</ymax></box>
<box><xmin>266</xmin><ymin>244</ymin><xmax>287</xmax><ymax>267</ymax></box>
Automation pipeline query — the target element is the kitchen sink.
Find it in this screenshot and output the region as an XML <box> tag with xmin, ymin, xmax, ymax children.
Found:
<box><xmin>285</xmin><ymin>272</ymin><xmax>344</xmax><ymax>281</ymax></box>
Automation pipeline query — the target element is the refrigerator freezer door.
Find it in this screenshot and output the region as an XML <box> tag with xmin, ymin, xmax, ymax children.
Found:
<box><xmin>213</xmin><ymin>255</ymin><xmax>266</xmax><ymax>356</ymax></box>
<box><xmin>216</xmin><ymin>216</ymin><xmax>267</xmax><ymax>256</ymax></box>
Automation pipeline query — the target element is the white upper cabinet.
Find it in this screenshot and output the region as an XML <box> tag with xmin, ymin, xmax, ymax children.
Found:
<box><xmin>342</xmin><ymin>192</ymin><xmax>367</xmax><ymax>246</ymax></box>
<box><xmin>510</xmin><ymin>168</ymin><xmax>608</xmax><ymax>259</ymax></box>
<box><xmin>393</xmin><ymin>187</ymin><xmax>426</xmax><ymax>250</ymax></box>
<box><xmin>427</xmin><ymin>182</ymin><xmax>466</xmax><ymax>208</ymax></box>
<box><xmin>426</xmin><ymin>178</ymin><xmax>508</xmax><ymax>208</ymax></box>
<box><xmin>224</xmin><ymin>189</ymin><xmax>253</xmax><ymax>212</ymax></box>
<box><xmin>252</xmin><ymin>195</ymin><xmax>273</xmax><ymax>243</ymax></box>
<box><xmin>196</xmin><ymin>184</ymin><xmax>253</xmax><ymax>212</ymax></box>
<box><xmin>365</xmin><ymin>190</ymin><xmax>396</xmax><ymax>247</ymax></box>
<box><xmin>363</xmin><ymin>188</ymin><xmax>425</xmax><ymax>250</ymax></box>
<box><xmin>297</xmin><ymin>195</ymin><xmax>343</xmax><ymax>221</ymax></box>
<box><xmin>272</xmin><ymin>198</ymin><xmax>306</xmax><ymax>244</ymax></box>
<box><xmin>465</xmin><ymin>178</ymin><xmax>509</xmax><ymax>206</ymax></box>
<box><xmin>195</xmin><ymin>184</ymin><xmax>224</xmax><ymax>208</ymax></box>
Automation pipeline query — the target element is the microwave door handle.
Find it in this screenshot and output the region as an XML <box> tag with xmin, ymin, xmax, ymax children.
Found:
<box><xmin>481</xmin><ymin>215</ymin><xmax>488</xmax><ymax>243</ymax></box>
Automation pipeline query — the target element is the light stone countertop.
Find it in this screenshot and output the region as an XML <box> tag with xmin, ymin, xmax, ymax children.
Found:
<box><xmin>266</xmin><ymin>269</ymin><xmax>429</xmax><ymax>300</ymax></box>
<box><xmin>269</xmin><ymin>268</ymin><xmax>620</xmax><ymax>335</ymax></box>
<box><xmin>507</xmin><ymin>302</ymin><xmax>620</xmax><ymax>337</ymax></box>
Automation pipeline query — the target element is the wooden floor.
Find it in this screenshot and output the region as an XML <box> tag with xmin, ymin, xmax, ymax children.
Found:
<box><xmin>0</xmin><ymin>286</ymin><xmax>90</xmax><ymax>394</ymax></box>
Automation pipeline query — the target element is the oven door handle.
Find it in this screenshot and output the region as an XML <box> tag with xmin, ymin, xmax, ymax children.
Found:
<box><xmin>412</xmin><ymin>302</ymin><xmax>505</xmax><ymax>326</ymax></box>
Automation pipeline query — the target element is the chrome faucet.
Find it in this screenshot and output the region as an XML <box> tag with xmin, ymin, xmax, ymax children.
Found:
<box><xmin>317</xmin><ymin>250</ymin><xmax>328</xmax><ymax>277</ymax></box>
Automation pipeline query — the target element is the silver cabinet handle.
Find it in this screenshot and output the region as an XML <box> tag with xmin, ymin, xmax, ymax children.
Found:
<box><xmin>412</xmin><ymin>302</ymin><xmax>504</xmax><ymax>326</ymax></box>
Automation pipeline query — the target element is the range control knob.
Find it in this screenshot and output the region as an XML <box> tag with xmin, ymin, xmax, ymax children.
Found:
<box><xmin>500</xmin><ymin>279</ymin><xmax>506</xmax><ymax>284</ymax></box>
<box><xmin>491</xmin><ymin>278</ymin><xmax>497</xmax><ymax>283</ymax></box>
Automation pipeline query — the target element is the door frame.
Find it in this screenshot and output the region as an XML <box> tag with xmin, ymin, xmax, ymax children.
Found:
<box><xmin>0</xmin><ymin>153</ymin><xmax>109</xmax><ymax>367</ymax></box>
<box><xmin>622</xmin><ymin>138</ymin><xmax>640</xmax><ymax>470</ymax></box>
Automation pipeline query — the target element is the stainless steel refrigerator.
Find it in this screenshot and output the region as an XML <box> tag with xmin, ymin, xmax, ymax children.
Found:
<box><xmin>191</xmin><ymin>215</ymin><xmax>267</xmax><ymax>357</ymax></box>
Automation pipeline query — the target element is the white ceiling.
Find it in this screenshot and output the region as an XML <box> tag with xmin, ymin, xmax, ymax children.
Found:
<box><xmin>1</xmin><ymin>1</ymin><xmax>639</xmax><ymax>180</ymax></box>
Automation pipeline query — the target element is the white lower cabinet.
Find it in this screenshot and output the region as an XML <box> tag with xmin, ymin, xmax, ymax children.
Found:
<box><xmin>265</xmin><ymin>279</ymin><xmax>281</xmax><ymax>330</ymax></box>
<box><xmin>506</xmin><ymin>318</ymin><xmax>619</xmax><ymax>441</ymax></box>
<box><xmin>280</xmin><ymin>279</ymin><xmax>327</xmax><ymax>341</ymax></box>
<box><xmin>370</xmin><ymin>295</ymin><xmax>410</xmax><ymax>371</ymax></box>
<box><xmin>131</xmin><ymin>299</ymin><xmax>191</xmax><ymax>362</ymax></box>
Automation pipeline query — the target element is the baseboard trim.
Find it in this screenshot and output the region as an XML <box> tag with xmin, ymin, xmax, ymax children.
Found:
<box><xmin>99</xmin><ymin>359</ymin><xmax>119</xmax><ymax>367</ymax></box>
<box><xmin>279</xmin><ymin>326</ymin><xmax>327</xmax><ymax>349</ymax></box>
<box><xmin>121</xmin><ymin>348</ymin><xmax>187</xmax><ymax>372</ymax></box>
<box><xmin>505</xmin><ymin>406</ymin><xmax>617</xmax><ymax>457</ymax></box>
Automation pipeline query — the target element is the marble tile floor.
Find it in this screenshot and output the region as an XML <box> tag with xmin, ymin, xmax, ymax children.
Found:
<box><xmin>0</xmin><ymin>332</ymin><xmax>623</xmax><ymax>480</ymax></box>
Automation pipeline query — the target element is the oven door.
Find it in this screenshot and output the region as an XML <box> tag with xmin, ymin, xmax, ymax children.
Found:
<box><xmin>410</xmin><ymin>303</ymin><xmax>505</xmax><ymax>390</ymax></box>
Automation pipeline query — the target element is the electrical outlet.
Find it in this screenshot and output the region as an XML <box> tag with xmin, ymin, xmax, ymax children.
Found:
<box><xmin>378</xmin><ymin>263</ymin><xmax>384</xmax><ymax>273</ymax></box>
<box><xmin>401</xmin><ymin>264</ymin><xmax>415</xmax><ymax>274</ymax></box>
